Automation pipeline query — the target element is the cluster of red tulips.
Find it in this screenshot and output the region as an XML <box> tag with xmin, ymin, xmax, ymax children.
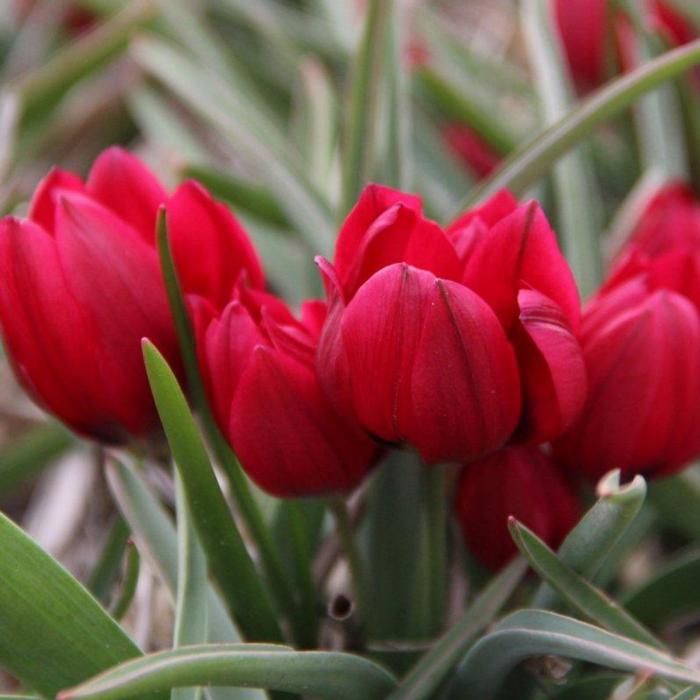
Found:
<box><xmin>2</xmin><ymin>146</ymin><xmax>699</xmax><ymax>570</ymax></box>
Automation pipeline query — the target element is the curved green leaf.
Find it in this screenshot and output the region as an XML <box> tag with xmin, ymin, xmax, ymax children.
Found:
<box><xmin>623</xmin><ymin>548</ymin><xmax>700</xmax><ymax>628</ymax></box>
<box><xmin>60</xmin><ymin>645</ymin><xmax>398</xmax><ymax>700</ymax></box>
<box><xmin>455</xmin><ymin>38</ymin><xmax>700</xmax><ymax>212</ymax></box>
<box><xmin>533</xmin><ymin>470</ymin><xmax>647</xmax><ymax>608</ymax></box>
<box><xmin>156</xmin><ymin>212</ymin><xmax>306</xmax><ymax>646</ymax></box>
<box><xmin>449</xmin><ymin>610</ymin><xmax>700</xmax><ymax>700</ymax></box>
<box><xmin>0</xmin><ymin>510</ymin><xmax>143</xmax><ymax>697</ymax></box>
<box><xmin>142</xmin><ymin>340</ymin><xmax>282</xmax><ymax>642</ymax></box>
<box><xmin>132</xmin><ymin>35</ymin><xmax>335</xmax><ymax>254</ymax></box>
<box><xmin>669</xmin><ymin>687</ymin><xmax>700</xmax><ymax>700</ymax></box>
<box><xmin>109</xmin><ymin>542</ymin><xmax>140</xmax><ymax>621</ymax></box>
<box><xmin>388</xmin><ymin>557</ymin><xmax>526</xmax><ymax>700</ymax></box>
<box><xmin>510</xmin><ymin>519</ymin><xmax>661</xmax><ymax>648</ymax></box>
<box><xmin>172</xmin><ymin>473</ymin><xmax>207</xmax><ymax>700</ymax></box>
<box><xmin>104</xmin><ymin>459</ymin><xmax>241</xmax><ymax>645</ymax></box>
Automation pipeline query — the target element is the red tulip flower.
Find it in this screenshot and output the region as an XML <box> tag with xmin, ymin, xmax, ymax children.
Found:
<box><xmin>316</xmin><ymin>184</ymin><xmax>586</xmax><ymax>464</ymax></box>
<box><xmin>195</xmin><ymin>289</ymin><xmax>377</xmax><ymax>498</ymax></box>
<box><xmin>0</xmin><ymin>147</ymin><xmax>263</xmax><ymax>442</ymax></box>
<box><xmin>553</xmin><ymin>0</ymin><xmax>696</xmax><ymax>91</ymax></box>
<box><xmin>442</xmin><ymin>124</ymin><xmax>502</xmax><ymax>179</ymax></box>
<box><xmin>456</xmin><ymin>446</ymin><xmax>580</xmax><ymax>570</ymax></box>
<box><xmin>554</xmin><ymin>281</ymin><xmax>700</xmax><ymax>479</ymax></box>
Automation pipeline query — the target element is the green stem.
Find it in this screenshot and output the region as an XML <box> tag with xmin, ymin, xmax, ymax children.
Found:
<box><xmin>109</xmin><ymin>541</ymin><xmax>140</xmax><ymax>620</ymax></box>
<box><xmin>412</xmin><ymin>466</ymin><xmax>448</xmax><ymax>639</ymax></box>
<box><xmin>88</xmin><ymin>516</ymin><xmax>130</xmax><ymax>604</ymax></box>
<box><xmin>328</xmin><ymin>498</ymin><xmax>367</xmax><ymax>619</ymax></box>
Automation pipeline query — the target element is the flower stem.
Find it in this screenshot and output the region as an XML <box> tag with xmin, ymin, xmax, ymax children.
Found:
<box><xmin>328</xmin><ymin>497</ymin><xmax>367</xmax><ymax>619</ymax></box>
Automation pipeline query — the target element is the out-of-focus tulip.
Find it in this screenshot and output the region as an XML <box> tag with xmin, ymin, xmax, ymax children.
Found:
<box><xmin>553</xmin><ymin>0</ymin><xmax>609</xmax><ymax>90</ymax></box>
<box><xmin>0</xmin><ymin>147</ymin><xmax>263</xmax><ymax>442</ymax></box>
<box><xmin>441</xmin><ymin>124</ymin><xmax>502</xmax><ymax>179</ymax></box>
<box><xmin>456</xmin><ymin>446</ymin><xmax>580</xmax><ymax>570</ymax></box>
<box><xmin>554</xmin><ymin>283</ymin><xmax>700</xmax><ymax>479</ymax></box>
<box><xmin>552</xmin><ymin>0</ymin><xmax>696</xmax><ymax>91</ymax></box>
<box><xmin>196</xmin><ymin>291</ymin><xmax>378</xmax><ymax>498</ymax></box>
<box><xmin>604</xmin><ymin>183</ymin><xmax>700</xmax><ymax>309</ymax></box>
<box><xmin>317</xmin><ymin>184</ymin><xmax>586</xmax><ymax>464</ymax></box>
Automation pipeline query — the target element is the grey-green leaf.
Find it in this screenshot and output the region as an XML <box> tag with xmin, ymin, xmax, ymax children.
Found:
<box><xmin>60</xmin><ymin>645</ymin><xmax>398</xmax><ymax>700</ymax></box>
<box><xmin>0</xmin><ymin>510</ymin><xmax>144</xmax><ymax>698</ymax></box>
<box><xmin>449</xmin><ymin>610</ymin><xmax>700</xmax><ymax>700</ymax></box>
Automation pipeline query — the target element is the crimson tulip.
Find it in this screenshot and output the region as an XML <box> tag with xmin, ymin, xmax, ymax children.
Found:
<box><xmin>441</xmin><ymin>124</ymin><xmax>501</xmax><ymax>179</ymax></box>
<box><xmin>603</xmin><ymin>183</ymin><xmax>700</xmax><ymax>309</ymax></box>
<box><xmin>553</xmin><ymin>0</ymin><xmax>696</xmax><ymax>91</ymax></box>
<box><xmin>456</xmin><ymin>446</ymin><xmax>580</xmax><ymax>570</ymax></box>
<box><xmin>195</xmin><ymin>290</ymin><xmax>377</xmax><ymax>497</ymax></box>
<box><xmin>317</xmin><ymin>184</ymin><xmax>586</xmax><ymax>464</ymax></box>
<box><xmin>0</xmin><ymin>147</ymin><xmax>263</xmax><ymax>442</ymax></box>
<box><xmin>554</xmin><ymin>282</ymin><xmax>700</xmax><ymax>479</ymax></box>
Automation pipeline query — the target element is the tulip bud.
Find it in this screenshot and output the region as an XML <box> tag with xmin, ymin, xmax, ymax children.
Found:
<box><xmin>197</xmin><ymin>291</ymin><xmax>377</xmax><ymax>498</ymax></box>
<box><xmin>441</xmin><ymin>124</ymin><xmax>501</xmax><ymax>179</ymax></box>
<box><xmin>317</xmin><ymin>186</ymin><xmax>586</xmax><ymax>463</ymax></box>
<box><xmin>322</xmin><ymin>262</ymin><xmax>521</xmax><ymax>464</ymax></box>
<box><xmin>0</xmin><ymin>147</ymin><xmax>263</xmax><ymax>442</ymax></box>
<box><xmin>554</xmin><ymin>287</ymin><xmax>700</xmax><ymax>479</ymax></box>
<box><xmin>456</xmin><ymin>446</ymin><xmax>580</xmax><ymax>570</ymax></box>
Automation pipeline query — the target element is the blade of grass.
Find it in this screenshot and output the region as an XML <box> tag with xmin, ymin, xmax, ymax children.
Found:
<box><xmin>60</xmin><ymin>645</ymin><xmax>398</xmax><ymax>700</ymax></box>
<box><xmin>0</xmin><ymin>510</ymin><xmax>147</xmax><ymax>697</ymax></box>
<box><xmin>454</xmin><ymin>39</ymin><xmax>700</xmax><ymax>213</ymax></box>
<box><xmin>388</xmin><ymin>558</ymin><xmax>526</xmax><ymax>700</ymax></box>
<box><xmin>88</xmin><ymin>516</ymin><xmax>131</xmax><ymax>604</ymax></box>
<box><xmin>340</xmin><ymin>0</ymin><xmax>391</xmax><ymax>216</ymax></box>
<box><xmin>156</xmin><ymin>211</ymin><xmax>310</xmax><ymax>645</ymax></box>
<box><xmin>142</xmin><ymin>340</ymin><xmax>282</xmax><ymax>642</ymax></box>
<box><xmin>172</xmin><ymin>473</ymin><xmax>207</xmax><ymax>700</ymax></box>
<box><xmin>450</xmin><ymin>610</ymin><xmax>700</xmax><ymax>700</ymax></box>
<box><xmin>510</xmin><ymin>518</ymin><xmax>661</xmax><ymax>648</ymax></box>
<box><xmin>109</xmin><ymin>542</ymin><xmax>140</xmax><ymax>621</ymax></box>
<box><xmin>133</xmin><ymin>36</ymin><xmax>335</xmax><ymax>254</ymax></box>
<box><xmin>532</xmin><ymin>471</ymin><xmax>647</xmax><ymax>609</ymax></box>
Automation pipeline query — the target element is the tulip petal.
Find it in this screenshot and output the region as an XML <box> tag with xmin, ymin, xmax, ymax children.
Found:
<box><xmin>462</xmin><ymin>201</ymin><xmax>580</xmax><ymax>330</ymax></box>
<box><xmin>53</xmin><ymin>193</ymin><xmax>179</xmax><ymax>434</ymax></box>
<box><xmin>553</xmin><ymin>0</ymin><xmax>608</xmax><ymax>89</ymax></box>
<box><xmin>556</xmin><ymin>290</ymin><xmax>700</xmax><ymax>478</ymax></box>
<box><xmin>230</xmin><ymin>346</ymin><xmax>376</xmax><ymax>497</ymax></box>
<box><xmin>334</xmin><ymin>183</ymin><xmax>422</xmax><ymax>285</ymax></box>
<box><xmin>340</xmin><ymin>263</ymin><xmax>434</xmax><ymax>444</ymax></box>
<box><xmin>336</xmin><ymin>200</ymin><xmax>460</xmax><ymax>297</ymax></box>
<box><xmin>0</xmin><ymin>218</ymin><xmax>120</xmax><ymax>439</ymax></box>
<box><xmin>447</xmin><ymin>189</ymin><xmax>518</xmax><ymax>235</ymax></box>
<box><xmin>28</xmin><ymin>168</ymin><xmax>85</xmax><ymax>234</ymax></box>
<box><xmin>167</xmin><ymin>180</ymin><xmax>264</xmax><ymax>308</ymax></box>
<box><xmin>404</xmin><ymin>278</ymin><xmax>521</xmax><ymax>463</ymax></box>
<box><xmin>86</xmin><ymin>146</ymin><xmax>167</xmax><ymax>242</ymax></box>
<box><xmin>199</xmin><ymin>300</ymin><xmax>264</xmax><ymax>431</ymax></box>
<box><xmin>457</xmin><ymin>446</ymin><xmax>579</xmax><ymax>570</ymax></box>
<box><xmin>512</xmin><ymin>289</ymin><xmax>587</xmax><ymax>444</ymax></box>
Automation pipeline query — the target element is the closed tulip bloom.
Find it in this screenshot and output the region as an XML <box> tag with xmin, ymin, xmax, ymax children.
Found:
<box><xmin>196</xmin><ymin>291</ymin><xmax>377</xmax><ymax>498</ymax></box>
<box><xmin>441</xmin><ymin>124</ymin><xmax>501</xmax><ymax>179</ymax></box>
<box><xmin>554</xmin><ymin>285</ymin><xmax>700</xmax><ymax>479</ymax></box>
<box><xmin>604</xmin><ymin>183</ymin><xmax>700</xmax><ymax>309</ymax></box>
<box><xmin>317</xmin><ymin>185</ymin><xmax>586</xmax><ymax>464</ymax></box>
<box><xmin>456</xmin><ymin>446</ymin><xmax>580</xmax><ymax>570</ymax></box>
<box><xmin>0</xmin><ymin>147</ymin><xmax>263</xmax><ymax>441</ymax></box>
<box><xmin>553</xmin><ymin>0</ymin><xmax>695</xmax><ymax>91</ymax></box>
